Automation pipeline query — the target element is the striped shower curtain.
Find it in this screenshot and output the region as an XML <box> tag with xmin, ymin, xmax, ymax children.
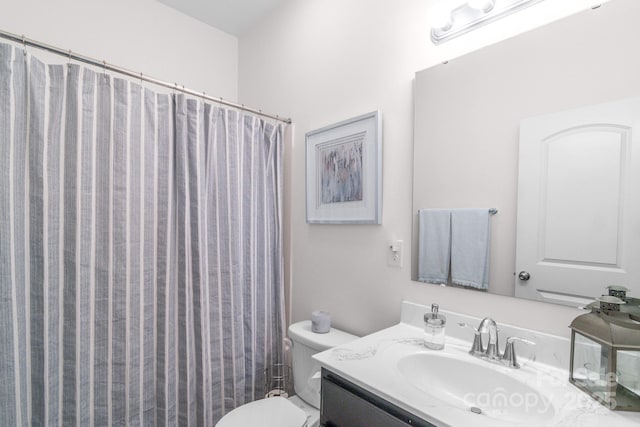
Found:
<box><xmin>0</xmin><ymin>42</ymin><xmax>286</xmax><ymax>426</ymax></box>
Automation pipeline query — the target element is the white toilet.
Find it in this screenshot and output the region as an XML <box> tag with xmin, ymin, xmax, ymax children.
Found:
<box><xmin>216</xmin><ymin>320</ymin><xmax>357</xmax><ymax>427</ymax></box>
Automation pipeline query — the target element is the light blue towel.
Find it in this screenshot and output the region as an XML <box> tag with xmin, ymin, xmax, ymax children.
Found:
<box><xmin>417</xmin><ymin>209</ymin><xmax>451</xmax><ymax>284</ymax></box>
<box><xmin>451</xmin><ymin>209</ymin><xmax>491</xmax><ymax>290</ymax></box>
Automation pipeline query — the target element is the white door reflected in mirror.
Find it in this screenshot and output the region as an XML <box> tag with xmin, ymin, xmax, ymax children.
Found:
<box><xmin>515</xmin><ymin>97</ymin><xmax>640</xmax><ymax>306</ymax></box>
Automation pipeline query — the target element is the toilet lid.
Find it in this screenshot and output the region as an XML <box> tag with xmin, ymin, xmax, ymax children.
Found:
<box><xmin>216</xmin><ymin>397</ymin><xmax>308</xmax><ymax>427</ymax></box>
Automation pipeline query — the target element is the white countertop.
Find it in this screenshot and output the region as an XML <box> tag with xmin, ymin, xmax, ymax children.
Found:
<box><xmin>313</xmin><ymin>302</ymin><xmax>640</xmax><ymax>427</ymax></box>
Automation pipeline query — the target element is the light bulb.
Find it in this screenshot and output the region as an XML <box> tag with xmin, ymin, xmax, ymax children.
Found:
<box><xmin>430</xmin><ymin>1</ymin><xmax>453</xmax><ymax>30</ymax></box>
<box><xmin>468</xmin><ymin>0</ymin><xmax>496</xmax><ymax>13</ymax></box>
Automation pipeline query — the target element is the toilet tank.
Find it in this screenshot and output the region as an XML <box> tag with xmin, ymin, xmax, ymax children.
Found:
<box><xmin>288</xmin><ymin>321</ymin><xmax>358</xmax><ymax>409</ymax></box>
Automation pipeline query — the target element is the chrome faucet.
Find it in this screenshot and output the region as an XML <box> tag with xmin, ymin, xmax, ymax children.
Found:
<box><xmin>478</xmin><ymin>317</ymin><xmax>501</xmax><ymax>361</ymax></box>
<box><xmin>459</xmin><ymin>318</ymin><xmax>535</xmax><ymax>369</ymax></box>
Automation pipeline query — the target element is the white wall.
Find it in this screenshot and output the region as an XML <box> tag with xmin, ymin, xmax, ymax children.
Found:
<box><xmin>0</xmin><ymin>0</ymin><xmax>238</xmax><ymax>100</ymax></box>
<box><xmin>239</xmin><ymin>0</ymin><xmax>607</xmax><ymax>338</ymax></box>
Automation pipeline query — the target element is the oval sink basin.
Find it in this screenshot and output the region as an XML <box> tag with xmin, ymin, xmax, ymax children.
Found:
<box><xmin>397</xmin><ymin>352</ymin><xmax>556</xmax><ymax>424</ymax></box>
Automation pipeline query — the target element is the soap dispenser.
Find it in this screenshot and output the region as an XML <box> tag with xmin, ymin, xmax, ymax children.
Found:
<box><xmin>424</xmin><ymin>304</ymin><xmax>446</xmax><ymax>350</ymax></box>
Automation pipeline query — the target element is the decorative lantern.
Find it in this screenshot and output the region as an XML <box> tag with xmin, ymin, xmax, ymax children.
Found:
<box><xmin>569</xmin><ymin>295</ymin><xmax>640</xmax><ymax>411</ymax></box>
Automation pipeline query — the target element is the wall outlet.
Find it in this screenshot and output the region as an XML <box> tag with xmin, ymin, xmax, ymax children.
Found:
<box><xmin>388</xmin><ymin>240</ymin><xmax>403</xmax><ymax>268</ymax></box>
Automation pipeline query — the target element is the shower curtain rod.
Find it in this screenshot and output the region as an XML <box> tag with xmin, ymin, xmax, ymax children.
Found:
<box><xmin>0</xmin><ymin>29</ymin><xmax>292</xmax><ymax>124</ymax></box>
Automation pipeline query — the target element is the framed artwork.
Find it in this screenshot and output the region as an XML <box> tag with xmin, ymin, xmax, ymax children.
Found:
<box><xmin>305</xmin><ymin>111</ymin><xmax>382</xmax><ymax>224</ymax></box>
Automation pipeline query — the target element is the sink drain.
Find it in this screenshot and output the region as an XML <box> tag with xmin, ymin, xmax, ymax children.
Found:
<box><xmin>470</xmin><ymin>407</ymin><xmax>483</xmax><ymax>415</ymax></box>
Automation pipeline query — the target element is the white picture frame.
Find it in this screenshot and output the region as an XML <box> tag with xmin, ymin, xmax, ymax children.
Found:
<box><xmin>305</xmin><ymin>111</ymin><xmax>382</xmax><ymax>224</ymax></box>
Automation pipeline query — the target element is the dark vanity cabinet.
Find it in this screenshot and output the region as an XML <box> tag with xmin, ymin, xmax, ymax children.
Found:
<box><xmin>320</xmin><ymin>369</ymin><xmax>436</xmax><ymax>427</ymax></box>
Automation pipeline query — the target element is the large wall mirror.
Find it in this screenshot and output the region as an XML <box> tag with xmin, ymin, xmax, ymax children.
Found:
<box><xmin>412</xmin><ymin>0</ymin><xmax>640</xmax><ymax>306</ymax></box>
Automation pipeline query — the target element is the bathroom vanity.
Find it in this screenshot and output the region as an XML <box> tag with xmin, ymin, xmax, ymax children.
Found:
<box><xmin>321</xmin><ymin>368</ymin><xmax>434</xmax><ymax>427</ymax></box>
<box><xmin>313</xmin><ymin>301</ymin><xmax>640</xmax><ymax>427</ymax></box>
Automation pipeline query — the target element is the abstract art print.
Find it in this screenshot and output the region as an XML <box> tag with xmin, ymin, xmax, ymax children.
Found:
<box><xmin>306</xmin><ymin>111</ymin><xmax>381</xmax><ymax>224</ymax></box>
<box><xmin>320</xmin><ymin>133</ymin><xmax>364</xmax><ymax>204</ymax></box>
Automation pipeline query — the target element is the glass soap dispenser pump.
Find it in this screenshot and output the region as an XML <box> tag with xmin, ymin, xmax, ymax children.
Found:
<box><xmin>424</xmin><ymin>304</ymin><xmax>446</xmax><ymax>350</ymax></box>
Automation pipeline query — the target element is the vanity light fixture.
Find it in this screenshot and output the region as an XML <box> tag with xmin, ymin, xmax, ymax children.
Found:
<box><xmin>429</xmin><ymin>1</ymin><xmax>454</xmax><ymax>31</ymax></box>
<box><xmin>468</xmin><ymin>0</ymin><xmax>496</xmax><ymax>13</ymax></box>
<box><xmin>430</xmin><ymin>0</ymin><xmax>544</xmax><ymax>45</ymax></box>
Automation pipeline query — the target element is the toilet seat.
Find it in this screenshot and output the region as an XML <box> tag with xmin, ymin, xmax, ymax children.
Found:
<box><xmin>216</xmin><ymin>396</ymin><xmax>308</xmax><ymax>427</ymax></box>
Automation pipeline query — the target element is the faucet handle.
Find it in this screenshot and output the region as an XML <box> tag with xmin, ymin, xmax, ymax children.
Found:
<box><xmin>506</xmin><ymin>336</ymin><xmax>535</xmax><ymax>344</ymax></box>
<box><xmin>502</xmin><ymin>337</ymin><xmax>535</xmax><ymax>369</ymax></box>
<box><xmin>458</xmin><ymin>322</ymin><xmax>484</xmax><ymax>356</ymax></box>
<box><xmin>458</xmin><ymin>322</ymin><xmax>478</xmax><ymax>333</ymax></box>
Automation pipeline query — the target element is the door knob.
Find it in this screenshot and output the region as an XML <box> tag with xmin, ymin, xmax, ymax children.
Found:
<box><xmin>518</xmin><ymin>271</ymin><xmax>530</xmax><ymax>281</ymax></box>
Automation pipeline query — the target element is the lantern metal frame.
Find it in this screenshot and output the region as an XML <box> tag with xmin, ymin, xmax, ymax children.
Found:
<box><xmin>569</xmin><ymin>298</ymin><xmax>640</xmax><ymax>411</ymax></box>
